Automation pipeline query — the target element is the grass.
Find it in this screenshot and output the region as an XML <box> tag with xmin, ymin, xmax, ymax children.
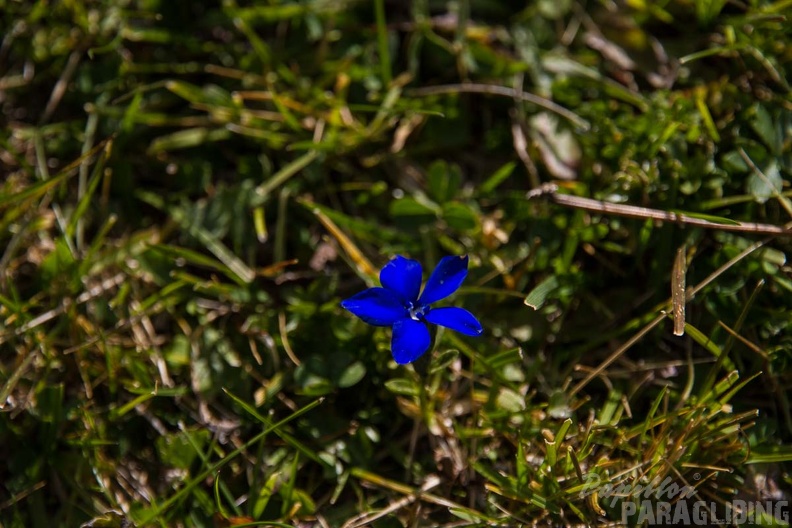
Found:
<box><xmin>1</xmin><ymin>0</ymin><xmax>791</xmax><ymax>526</ymax></box>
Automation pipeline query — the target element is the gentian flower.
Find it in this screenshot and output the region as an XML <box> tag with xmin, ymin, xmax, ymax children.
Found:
<box><xmin>341</xmin><ymin>255</ymin><xmax>483</xmax><ymax>364</ymax></box>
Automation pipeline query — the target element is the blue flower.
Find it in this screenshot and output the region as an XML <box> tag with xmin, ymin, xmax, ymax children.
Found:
<box><xmin>341</xmin><ymin>255</ymin><xmax>483</xmax><ymax>364</ymax></box>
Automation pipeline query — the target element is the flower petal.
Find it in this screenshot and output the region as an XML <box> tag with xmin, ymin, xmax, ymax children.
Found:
<box><xmin>391</xmin><ymin>318</ymin><xmax>431</xmax><ymax>364</ymax></box>
<box><xmin>425</xmin><ymin>306</ymin><xmax>483</xmax><ymax>336</ymax></box>
<box><xmin>380</xmin><ymin>255</ymin><xmax>422</xmax><ymax>303</ymax></box>
<box><xmin>341</xmin><ymin>287</ymin><xmax>406</xmax><ymax>326</ymax></box>
<box><xmin>418</xmin><ymin>255</ymin><xmax>469</xmax><ymax>305</ymax></box>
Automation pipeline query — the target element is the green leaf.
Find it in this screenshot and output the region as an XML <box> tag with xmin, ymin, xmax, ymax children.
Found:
<box><xmin>337</xmin><ymin>361</ymin><xmax>366</xmax><ymax>388</ymax></box>
<box><xmin>121</xmin><ymin>90</ymin><xmax>143</xmax><ymax>133</ymax></box>
<box><xmin>40</xmin><ymin>238</ymin><xmax>76</xmax><ymax>284</ymax></box>
<box><xmin>495</xmin><ymin>387</ymin><xmax>525</xmax><ymax>412</ymax></box>
<box><xmin>747</xmin><ymin>445</ymin><xmax>792</xmax><ymax>464</ymax></box>
<box><xmin>66</xmin><ymin>146</ymin><xmax>108</xmax><ymax>239</ymax></box>
<box><xmin>448</xmin><ymin>508</ymin><xmax>484</xmax><ymax>522</ymax></box>
<box><xmin>695</xmin><ymin>0</ymin><xmax>727</xmax><ymax>24</ymax></box>
<box><xmin>252</xmin><ymin>472</ymin><xmax>281</xmax><ymax>519</ymax></box>
<box><xmin>480</xmin><ymin>161</ymin><xmax>516</xmax><ymax>194</ymax></box>
<box><xmin>427</xmin><ymin>160</ymin><xmax>461</xmax><ymax>203</ymax></box>
<box><xmin>155</xmin><ymin>429</ymin><xmax>210</xmax><ymax>470</ymax></box>
<box><xmin>545</xmin><ymin>418</ymin><xmax>573</xmax><ymax>466</ymax></box>
<box><xmin>152</xmin><ymin>244</ymin><xmax>233</xmax><ymax>274</ymax></box>
<box><xmin>750</xmin><ymin>104</ymin><xmax>779</xmax><ymax>154</ymax></box>
<box><xmin>172</xmin><ymin>205</ymin><xmax>256</xmax><ymax>284</ymax></box>
<box><xmin>598</xmin><ymin>388</ymin><xmax>623</xmax><ymax>425</ymax></box>
<box><xmin>294</xmin><ymin>352</ymin><xmax>366</xmax><ymax>394</ymax></box>
<box><xmin>253</xmin><ymin>150</ymin><xmax>321</xmax><ymax>203</ymax></box>
<box><xmin>0</xmin><ymin>171</ymin><xmax>70</xmax><ymax>209</ymax></box>
<box><xmin>390</xmin><ymin>196</ymin><xmax>436</xmax><ymax>219</ymax></box>
<box><xmin>289</xmin><ymin>488</ymin><xmax>316</xmax><ymax>515</ymax></box>
<box><xmin>280</xmin><ymin>454</ymin><xmax>300</xmax><ymax>518</ymax></box>
<box><xmin>482</xmin><ymin>347</ymin><xmax>523</xmax><ymax>370</ymax></box>
<box><xmin>547</xmin><ymin>388</ymin><xmax>572</xmax><ymax>419</ymax></box>
<box><xmin>538</xmin><ymin>0</ymin><xmax>573</xmax><ymax>19</ymax></box>
<box><xmin>138</xmin><ymin>399</ymin><xmax>324</xmax><ymax>524</ymax></box>
<box><xmin>747</xmin><ymin>159</ymin><xmax>782</xmax><ymax>203</ymax></box>
<box><xmin>389</xmin><ymin>196</ymin><xmax>437</xmax><ymax>229</ymax></box>
<box><xmin>670</xmin><ymin>210</ymin><xmax>741</xmax><ymax>226</ymax></box>
<box><xmin>165</xmin><ymin>80</ymin><xmax>208</xmax><ymax>105</ymax></box>
<box><xmin>685</xmin><ymin>322</ymin><xmax>736</xmax><ymax>371</ymax></box>
<box><xmin>229</xmin><ymin>4</ymin><xmax>310</xmax><ymax>23</ymax></box>
<box><xmin>429</xmin><ymin>349</ymin><xmax>460</xmax><ymax>374</ymax></box>
<box><xmin>37</xmin><ymin>383</ymin><xmax>64</xmax><ymax>424</ymax></box>
<box><xmin>294</xmin><ymin>373</ymin><xmax>334</xmax><ymax>396</ymax></box>
<box><xmin>441</xmin><ymin>201</ymin><xmax>478</xmax><ymax>230</ymax></box>
<box><xmin>148</xmin><ymin>128</ymin><xmax>231</xmax><ymax>153</ymax></box>
<box><xmin>384</xmin><ymin>378</ymin><xmax>419</xmax><ymax>397</ymax></box>
<box><xmin>524</xmin><ymin>275</ymin><xmax>560</xmax><ymax>309</ymax></box>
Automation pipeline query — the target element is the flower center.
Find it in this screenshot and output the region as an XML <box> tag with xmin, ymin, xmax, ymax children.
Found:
<box><xmin>407</xmin><ymin>301</ymin><xmax>426</xmax><ymax>321</ymax></box>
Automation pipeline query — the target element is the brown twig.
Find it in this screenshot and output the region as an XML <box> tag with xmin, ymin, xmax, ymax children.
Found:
<box><xmin>528</xmin><ymin>184</ymin><xmax>792</xmax><ymax>236</ymax></box>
